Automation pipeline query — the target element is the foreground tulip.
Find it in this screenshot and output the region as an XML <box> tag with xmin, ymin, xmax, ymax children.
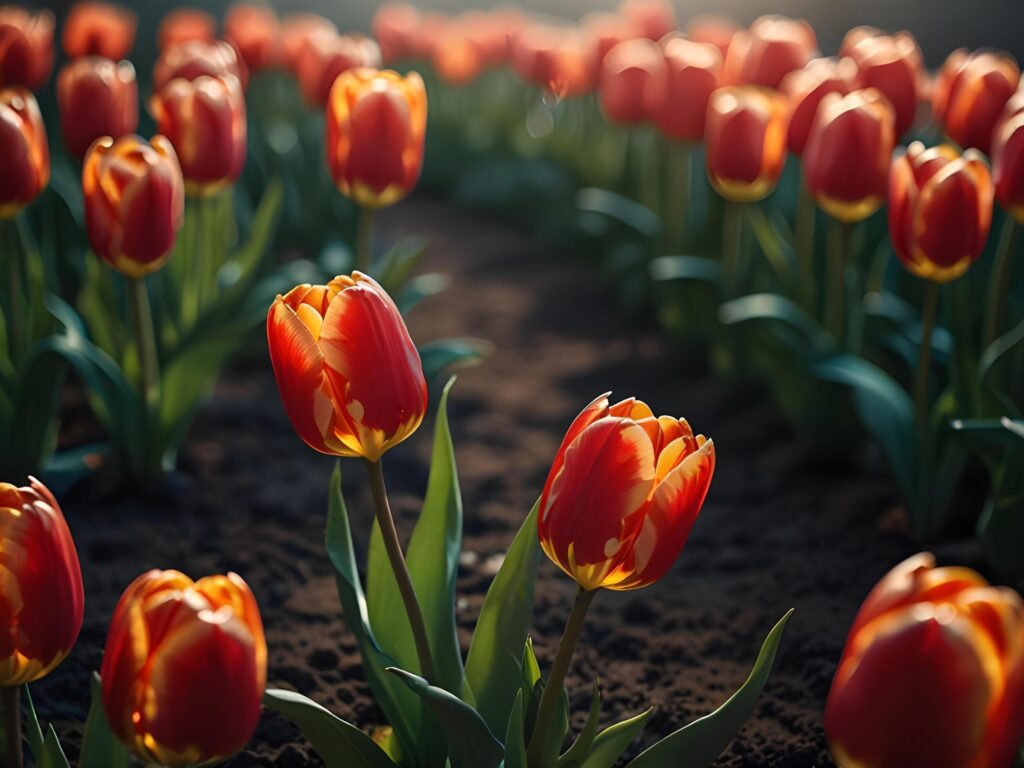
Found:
<box><xmin>153</xmin><ymin>39</ymin><xmax>247</xmax><ymax>92</ymax></box>
<box><xmin>889</xmin><ymin>141</ymin><xmax>993</xmax><ymax>283</ymax></box>
<box><xmin>781</xmin><ymin>56</ymin><xmax>857</xmax><ymax>156</ymax></box>
<box><xmin>932</xmin><ymin>49</ymin><xmax>1020</xmax><ymax>154</ymax></box>
<box><xmin>723</xmin><ymin>15</ymin><xmax>818</xmax><ymax>90</ymax></box>
<box><xmin>297</xmin><ymin>32</ymin><xmax>382</xmax><ymax>107</ymax></box>
<box><xmin>843</xmin><ymin>28</ymin><xmax>923</xmax><ymax>138</ymax></box>
<box><xmin>82</xmin><ymin>135</ymin><xmax>185</xmax><ymax>277</ymax></box>
<box><xmin>57</xmin><ymin>56</ymin><xmax>138</xmax><ymax>160</ymax></box>
<box><xmin>0</xmin><ymin>87</ymin><xmax>49</xmax><ymax>218</ymax></box>
<box><xmin>656</xmin><ymin>35</ymin><xmax>722</xmax><ymax>142</ymax></box>
<box><xmin>281</xmin><ymin>12</ymin><xmax>337</xmax><ymax>74</ymax></box>
<box><xmin>826</xmin><ymin>553</ymin><xmax>1024</xmax><ymax>768</ymax></box>
<box><xmin>62</xmin><ymin>2</ymin><xmax>135</xmax><ymax>60</ymax></box>
<box><xmin>0</xmin><ymin>7</ymin><xmax>54</xmax><ymax>90</ymax></box>
<box><xmin>151</xmin><ymin>75</ymin><xmax>247</xmax><ymax>196</ymax></box>
<box><xmin>224</xmin><ymin>3</ymin><xmax>280</xmax><ymax>74</ymax></box>
<box><xmin>157</xmin><ymin>8</ymin><xmax>216</xmax><ymax>51</ymax></box>
<box><xmin>101</xmin><ymin>570</ymin><xmax>266</xmax><ymax>768</ymax></box>
<box><xmin>599</xmin><ymin>38</ymin><xmax>667</xmax><ymax>125</ymax></box>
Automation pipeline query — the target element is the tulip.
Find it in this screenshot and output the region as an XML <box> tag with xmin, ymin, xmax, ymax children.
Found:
<box><xmin>889</xmin><ymin>141</ymin><xmax>993</xmax><ymax>283</ymax></box>
<box><xmin>267</xmin><ymin>272</ymin><xmax>427</xmax><ymax>462</ymax></box>
<box><xmin>722</xmin><ymin>15</ymin><xmax>818</xmax><ymax>90</ymax></box>
<box><xmin>224</xmin><ymin>3</ymin><xmax>280</xmax><ymax>74</ymax></box>
<box><xmin>372</xmin><ymin>3</ymin><xmax>419</xmax><ymax>63</ymax></box>
<box><xmin>781</xmin><ymin>57</ymin><xmax>857</xmax><ymax>156</ymax></box>
<box><xmin>432</xmin><ymin>22</ymin><xmax>485</xmax><ymax>87</ymax></box>
<box><xmin>101</xmin><ymin>570</ymin><xmax>266</xmax><ymax>768</ymax></box>
<box><xmin>151</xmin><ymin>75</ymin><xmax>247</xmax><ymax>197</ymax></box>
<box><xmin>82</xmin><ymin>135</ymin><xmax>185</xmax><ymax>278</ymax></box>
<box><xmin>582</xmin><ymin>12</ymin><xmax>641</xmax><ymax>77</ymax></box>
<box><xmin>843</xmin><ymin>28</ymin><xmax>923</xmax><ymax>138</ymax></box>
<box><xmin>297</xmin><ymin>33</ymin><xmax>382</xmax><ymax>107</ymax></box>
<box><xmin>0</xmin><ymin>478</ymin><xmax>83</xmax><ymax>686</ymax></box>
<box><xmin>281</xmin><ymin>13</ymin><xmax>337</xmax><ymax>74</ymax></box>
<box><xmin>0</xmin><ymin>7</ymin><xmax>53</xmax><ymax>90</ymax></box>
<box><xmin>62</xmin><ymin>2</ymin><xmax>135</xmax><ymax>61</ymax></box>
<box><xmin>993</xmin><ymin>98</ymin><xmax>1024</xmax><ymax>222</ymax></box>
<box><xmin>157</xmin><ymin>8</ymin><xmax>216</xmax><ymax>51</ymax></box>
<box><xmin>656</xmin><ymin>35</ymin><xmax>722</xmax><ymax>142</ymax></box>
<box><xmin>684</xmin><ymin>14</ymin><xmax>738</xmax><ymax>59</ymax></box>
<box><xmin>705</xmin><ymin>86</ymin><xmax>789</xmax><ymax>203</ymax></box>
<box><xmin>325</xmin><ymin>68</ymin><xmax>426</xmax><ymax>209</ymax></box>
<box><xmin>826</xmin><ymin>553</ymin><xmax>1024</xmax><ymax>768</ymax></box>
<box><xmin>618</xmin><ymin>0</ymin><xmax>676</xmax><ymax>42</ymax></box>
<box><xmin>510</xmin><ymin>24</ymin><xmax>562</xmax><ymax>90</ymax></box>
<box><xmin>933</xmin><ymin>49</ymin><xmax>1020</xmax><ymax>155</ymax></box>
<box><xmin>57</xmin><ymin>56</ymin><xmax>138</xmax><ymax>161</ymax></box>
<box><xmin>599</xmin><ymin>38</ymin><xmax>667</xmax><ymax>125</ymax></box>
<box><xmin>153</xmin><ymin>40</ymin><xmax>247</xmax><ymax>92</ymax></box>
<box><xmin>545</xmin><ymin>35</ymin><xmax>595</xmax><ymax>100</ymax></box>
<box><xmin>803</xmin><ymin>89</ymin><xmax>895</xmax><ymax>223</ymax></box>
<box><xmin>457</xmin><ymin>9</ymin><xmax>519</xmax><ymax>69</ymax></box>
<box><xmin>0</xmin><ymin>87</ymin><xmax>49</xmax><ymax>219</ymax></box>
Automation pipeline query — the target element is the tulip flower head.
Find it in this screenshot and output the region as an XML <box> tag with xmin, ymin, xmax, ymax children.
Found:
<box><xmin>781</xmin><ymin>56</ymin><xmax>857</xmax><ymax>156</ymax></box>
<box><xmin>224</xmin><ymin>3</ymin><xmax>281</xmax><ymax>73</ymax></box>
<box><xmin>581</xmin><ymin>12</ymin><xmax>642</xmax><ymax>79</ymax></box>
<box><xmin>157</xmin><ymin>8</ymin><xmax>217</xmax><ymax>51</ymax></box>
<box><xmin>432</xmin><ymin>21</ymin><xmax>485</xmax><ymax>87</ymax></box>
<box><xmin>826</xmin><ymin>553</ymin><xmax>1024</xmax><ymax>768</ymax></box>
<box><xmin>281</xmin><ymin>13</ymin><xmax>337</xmax><ymax>74</ymax></box>
<box><xmin>372</xmin><ymin>3</ymin><xmax>419</xmax><ymax>63</ymax></box>
<box><xmin>803</xmin><ymin>88</ymin><xmax>896</xmax><ymax>222</ymax></box>
<box><xmin>57</xmin><ymin>56</ymin><xmax>138</xmax><ymax>160</ymax></box>
<box><xmin>0</xmin><ymin>7</ymin><xmax>54</xmax><ymax>90</ymax></box>
<box><xmin>684</xmin><ymin>15</ymin><xmax>739</xmax><ymax>59</ymax></box>
<box><xmin>326</xmin><ymin>68</ymin><xmax>426</xmax><ymax>208</ymax></box>
<box><xmin>843</xmin><ymin>28</ymin><xmax>923</xmax><ymax>138</ymax></box>
<box><xmin>618</xmin><ymin>0</ymin><xmax>676</xmax><ymax>42</ymax></box>
<box><xmin>82</xmin><ymin>134</ymin><xmax>185</xmax><ymax>277</ymax></box>
<box><xmin>153</xmin><ymin>39</ymin><xmax>247</xmax><ymax>92</ymax></box>
<box><xmin>101</xmin><ymin>570</ymin><xmax>266</xmax><ymax>768</ymax></box>
<box><xmin>0</xmin><ymin>478</ymin><xmax>83</xmax><ymax>686</ymax></box>
<box><xmin>993</xmin><ymin>97</ymin><xmax>1024</xmax><ymax>222</ymax></box>
<box><xmin>297</xmin><ymin>32</ymin><xmax>383</xmax><ymax>107</ymax></box>
<box><xmin>267</xmin><ymin>273</ymin><xmax>427</xmax><ymax>462</ymax></box>
<box><xmin>0</xmin><ymin>87</ymin><xmax>49</xmax><ymax>218</ymax></box>
<box><xmin>722</xmin><ymin>15</ymin><xmax>818</xmax><ymax>90</ymax></box>
<box><xmin>599</xmin><ymin>38</ymin><xmax>668</xmax><ymax>125</ymax></box>
<box><xmin>889</xmin><ymin>141</ymin><xmax>994</xmax><ymax>283</ymax></box>
<box><xmin>705</xmin><ymin>85</ymin><xmax>789</xmax><ymax>203</ymax></box>
<box><xmin>655</xmin><ymin>35</ymin><xmax>722</xmax><ymax>143</ymax></box>
<box><xmin>538</xmin><ymin>394</ymin><xmax>715</xmax><ymax>591</ymax></box>
<box><xmin>933</xmin><ymin>49</ymin><xmax>1020</xmax><ymax>155</ymax></box>
<box><xmin>62</xmin><ymin>2</ymin><xmax>135</xmax><ymax>61</ymax></box>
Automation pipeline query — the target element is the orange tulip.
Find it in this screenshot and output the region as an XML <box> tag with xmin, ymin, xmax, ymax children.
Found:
<box><xmin>933</xmin><ymin>49</ymin><xmax>1020</xmax><ymax>155</ymax></box>
<box><xmin>803</xmin><ymin>89</ymin><xmax>895</xmax><ymax>222</ymax></box>
<box><xmin>0</xmin><ymin>7</ymin><xmax>54</xmax><ymax>90</ymax></box>
<box><xmin>618</xmin><ymin>0</ymin><xmax>676</xmax><ymax>42</ymax></box>
<box><xmin>281</xmin><ymin>13</ymin><xmax>337</xmax><ymax>74</ymax></box>
<box><xmin>843</xmin><ymin>28</ymin><xmax>923</xmax><ymax>138</ymax></box>
<box><xmin>57</xmin><ymin>56</ymin><xmax>138</xmax><ymax>161</ymax></box>
<box><xmin>151</xmin><ymin>75</ymin><xmax>246</xmax><ymax>196</ymax></box>
<box><xmin>705</xmin><ymin>86</ymin><xmax>789</xmax><ymax>203</ymax></box>
<box><xmin>62</xmin><ymin>2</ymin><xmax>135</xmax><ymax>61</ymax></box>
<box><xmin>153</xmin><ymin>40</ymin><xmax>247</xmax><ymax>92</ymax></box>
<box><xmin>722</xmin><ymin>15</ymin><xmax>818</xmax><ymax>90</ymax></box>
<box><xmin>889</xmin><ymin>141</ymin><xmax>993</xmax><ymax>283</ymax></box>
<box><xmin>510</xmin><ymin>24</ymin><xmax>561</xmax><ymax>90</ymax></box>
<box><xmin>326</xmin><ymin>68</ymin><xmax>426</xmax><ymax>209</ymax></box>
<box><xmin>538</xmin><ymin>394</ymin><xmax>715</xmax><ymax>591</ymax></box>
<box><xmin>432</xmin><ymin>21</ymin><xmax>485</xmax><ymax>87</ymax></box>
<box><xmin>545</xmin><ymin>35</ymin><xmax>595</xmax><ymax>100</ymax></box>
<box><xmin>599</xmin><ymin>38</ymin><xmax>667</xmax><ymax>125</ymax></box>
<box><xmin>684</xmin><ymin>14</ymin><xmax>738</xmax><ymax>59</ymax></box>
<box><xmin>297</xmin><ymin>32</ymin><xmax>382</xmax><ymax>107</ymax></box>
<box><xmin>101</xmin><ymin>570</ymin><xmax>266</xmax><ymax>768</ymax></box>
<box><xmin>0</xmin><ymin>87</ymin><xmax>49</xmax><ymax>219</ymax></box>
<box><xmin>0</xmin><ymin>478</ymin><xmax>83</xmax><ymax>686</ymax></box>
<box><xmin>993</xmin><ymin>97</ymin><xmax>1024</xmax><ymax>222</ymax></box>
<box><xmin>656</xmin><ymin>35</ymin><xmax>722</xmax><ymax>142</ymax></box>
<box><xmin>266</xmin><ymin>272</ymin><xmax>427</xmax><ymax>462</ymax></box>
<box><xmin>781</xmin><ymin>56</ymin><xmax>857</xmax><ymax>155</ymax></box>
<box><xmin>157</xmin><ymin>8</ymin><xmax>216</xmax><ymax>51</ymax></box>
<box><xmin>372</xmin><ymin>3</ymin><xmax>419</xmax><ymax>63</ymax></box>
<box><xmin>82</xmin><ymin>135</ymin><xmax>185</xmax><ymax>277</ymax></box>
<box><xmin>224</xmin><ymin>3</ymin><xmax>280</xmax><ymax>74</ymax></box>
<box><xmin>826</xmin><ymin>553</ymin><xmax>1024</xmax><ymax>768</ymax></box>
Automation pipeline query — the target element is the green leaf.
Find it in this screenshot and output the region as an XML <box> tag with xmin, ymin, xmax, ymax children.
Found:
<box><xmin>23</xmin><ymin>686</ymin><xmax>45</xmax><ymax>759</ymax></box>
<box><xmin>388</xmin><ymin>668</ymin><xmax>504</xmax><ymax>768</ymax></box>
<box><xmin>504</xmin><ymin>690</ymin><xmax>528</xmax><ymax>768</ymax></box>
<box><xmin>979</xmin><ymin>316</ymin><xmax>1024</xmax><ymax>417</ymax></box>
<box><xmin>578</xmin><ymin>708</ymin><xmax>654</xmax><ymax>768</ymax></box>
<box><xmin>262</xmin><ymin>689</ymin><xmax>397</xmax><ymax>768</ymax></box>
<box><xmin>373</xmin><ymin>237</ymin><xmax>427</xmax><ymax>297</ymax></box>
<box><xmin>522</xmin><ymin>638</ymin><xmax>569</xmax><ymax>766</ymax></box>
<box><xmin>719</xmin><ymin>294</ymin><xmax>829</xmax><ymax>357</ymax></box>
<box><xmin>23</xmin><ymin>687</ymin><xmax>71</xmax><ymax>768</ymax></box>
<box><xmin>558</xmin><ymin>681</ymin><xmax>602</xmax><ymax>768</ymax></box>
<box><xmin>626</xmin><ymin>609</ymin><xmax>794</xmax><ymax>768</ymax></box>
<box><xmin>40</xmin><ymin>725</ymin><xmax>70</xmax><ymax>768</ymax></box>
<box><xmin>79</xmin><ymin>672</ymin><xmax>130</xmax><ymax>768</ymax></box>
<box><xmin>418</xmin><ymin>339</ymin><xmax>492</xmax><ymax>387</ymax></box>
<box><xmin>648</xmin><ymin>255</ymin><xmax>721</xmax><ymax>285</ymax></box>
<box><xmin>464</xmin><ymin>501</ymin><xmax>542</xmax><ymax>736</ymax></box>
<box><xmin>576</xmin><ymin>187</ymin><xmax>661</xmax><ymax>240</ymax></box>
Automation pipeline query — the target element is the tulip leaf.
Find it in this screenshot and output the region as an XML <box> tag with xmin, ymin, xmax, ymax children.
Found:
<box><xmin>648</xmin><ymin>255</ymin><xmax>721</xmax><ymax>285</ymax></box>
<box><xmin>979</xmin><ymin>316</ymin><xmax>1024</xmax><ymax>417</ymax></box>
<box><xmin>558</xmin><ymin>681</ymin><xmax>602</xmax><ymax>767</ymax></box>
<box><xmin>504</xmin><ymin>690</ymin><xmax>528</xmax><ymax>768</ymax></box>
<box><xmin>719</xmin><ymin>293</ymin><xmax>830</xmax><ymax>357</ymax></box>
<box><xmin>463</xmin><ymin>500</ymin><xmax>542</xmax><ymax>737</ymax></box>
<box><xmin>418</xmin><ymin>339</ymin><xmax>492</xmax><ymax>388</ymax></box>
<box><xmin>578</xmin><ymin>707</ymin><xmax>654</xmax><ymax>768</ymax></box>
<box><xmin>576</xmin><ymin>187</ymin><xmax>661</xmax><ymax>240</ymax></box>
<box><xmin>626</xmin><ymin>609</ymin><xmax>794</xmax><ymax>768</ymax></box>
<box><xmin>522</xmin><ymin>637</ymin><xmax>570</xmax><ymax>765</ymax></box>
<box><xmin>387</xmin><ymin>667</ymin><xmax>504</xmax><ymax>768</ymax></box>
<box><xmin>22</xmin><ymin>687</ymin><xmax>71</xmax><ymax>768</ymax></box>
<box><xmin>79</xmin><ymin>672</ymin><xmax>130</xmax><ymax>768</ymax></box>
<box><xmin>262</xmin><ymin>689</ymin><xmax>397</xmax><ymax>768</ymax></box>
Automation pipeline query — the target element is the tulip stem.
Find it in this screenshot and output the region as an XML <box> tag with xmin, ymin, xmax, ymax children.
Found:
<box><xmin>356</xmin><ymin>206</ymin><xmax>375</xmax><ymax>273</ymax></box>
<box><xmin>526</xmin><ymin>588</ymin><xmax>597</xmax><ymax>768</ymax></box>
<box><xmin>1</xmin><ymin>685</ymin><xmax>22</xmax><ymax>768</ymax></box>
<box><xmin>826</xmin><ymin>218</ymin><xmax>853</xmax><ymax>345</ymax></box>
<box><xmin>664</xmin><ymin>141</ymin><xmax>692</xmax><ymax>254</ymax></box>
<box><xmin>2</xmin><ymin>217</ymin><xmax>25</xmax><ymax>366</ymax></box>
<box><xmin>182</xmin><ymin>197</ymin><xmax>202</xmax><ymax>329</ymax></box>
<box><xmin>914</xmin><ymin>281</ymin><xmax>940</xmax><ymax>463</ymax></box>
<box><xmin>796</xmin><ymin>180</ymin><xmax>817</xmax><ymax>314</ymax></box>
<box><xmin>364</xmin><ymin>459</ymin><xmax>435</xmax><ymax>681</ymax></box>
<box><xmin>983</xmin><ymin>216</ymin><xmax>1019</xmax><ymax>348</ymax></box>
<box><xmin>129</xmin><ymin>276</ymin><xmax>161</xmax><ymax>481</ymax></box>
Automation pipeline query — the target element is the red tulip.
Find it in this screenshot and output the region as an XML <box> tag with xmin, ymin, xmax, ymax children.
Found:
<box><xmin>153</xmin><ymin>40</ymin><xmax>247</xmax><ymax>92</ymax></box>
<box><xmin>843</xmin><ymin>28</ymin><xmax>923</xmax><ymax>138</ymax></box>
<box><xmin>297</xmin><ymin>32</ymin><xmax>382</xmax><ymax>107</ymax></box>
<box><xmin>281</xmin><ymin>13</ymin><xmax>337</xmax><ymax>74</ymax></box>
<box><xmin>224</xmin><ymin>3</ymin><xmax>280</xmax><ymax>73</ymax></box>
<box><xmin>722</xmin><ymin>15</ymin><xmax>818</xmax><ymax>90</ymax></box>
<box><xmin>684</xmin><ymin>14</ymin><xmax>738</xmax><ymax>59</ymax></box>
<box><xmin>582</xmin><ymin>12</ymin><xmax>642</xmax><ymax>76</ymax></box>
<box><xmin>461</xmin><ymin>9</ymin><xmax>522</xmax><ymax>69</ymax></box>
<box><xmin>0</xmin><ymin>87</ymin><xmax>49</xmax><ymax>219</ymax></box>
<box><xmin>267</xmin><ymin>272</ymin><xmax>427</xmax><ymax>461</ymax></box>
<box><xmin>101</xmin><ymin>570</ymin><xmax>266</xmax><ymax>768</ymax></box>
<box><xmin>889</xmin><ymin>141</ymin><xmax>993</xmax><ymax>283</ymax></box>
<box><xmin>932</xmin><ymin>49</ymin><xmax>1020</xmax><ymax>154</ymax></box>
<box><xmin>0</xmin><ymin>478</ymin><xmax>83</xmax><ymax>686</ymax></box>
<box><xmin>655</xmin><ymin>35</ymin><xmax>722</xmax><ymax>142</ymax></box>
<box><xmin>538</xmin><ymin>394</ymin><xmax>715</xmax><ymax>591</ymax></box>
<box><xmin>993</xmin><ymin>96</ymin><xmax>1024</xmax><ymax>222</ymax></box>
<box><xmin>781</xmin><ymin>56</ymin><xmax>857</xmax><ymax>156</ymax></box>
<box><xmin>157</xmin><ymin>8</ymin><xmax>216</xmax><ymax>51</ymax></box>
<box><xmin>372</xmin><ymin>3</ymin><xmax>419</xmax><ymax>63</ymax></box>
<box><xmin>618</xmin><ymin>0</ymin><xmax>676</xmax><ymax>42</ymax></box>
<box><xmin>510</xmin><ymin>24</ymin><xmax>561</xmax><ymax>90</ymax></box>
<box><xmin>599</xmin><ymin>38</ymin><xmax>667</xmax><ymax>125</ymax></box>
<box><xmin>405</xmin><ymin>11</ymin><xmax>449</xmax><ymax>62</ymax></box>
<box><xmin>826</xmin><ymin>553</ymin><xmax>1024</xmax><ymax>768</ymax></box>
<box><xmin>0</xmin><ymin>7</ymin><xmax>54</xmax><ymax>90</ymax></box>
<box><xmin>57</xmin><ymin>56</ymin><xmax>138</xmax><ymax>160</ymax></box>
<box><xmin>62</xmin><ymin>2</ymin><xmax>135</xmax><ymax>61</ymax></box>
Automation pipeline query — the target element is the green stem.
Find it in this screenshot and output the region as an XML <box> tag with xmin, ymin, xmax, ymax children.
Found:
<box><xmin>664</xmin><ymin>142</ymin><xmax>692</xmax><ymax>254</ymax></box>
<box><xmin>796</xmin><ymin>180</ymin><xmax>817</xmax><ymax>313</ymax></box>
<box><xmin>364</xmin><ymin>459</ymin><xmax>435</xmax><ymax>681</ymax></box>
<box><xmin>181</xmin><ymin>197</ymin><xmax>202</xmax><ymax>329</ymax></box>
<box><xmin>914</xmin><ymin>281</ymin><xmax>940</xmax><ymax>459</ymax></box>
<box><xmin>983</xmin><ymin>216</ymin><xmax>1019</xmax><ymax>348</ymax></box>
<box><xmin>1</xmin><ymin>685</ymin><xmax>22</xmax><ymax>768</ymax></box>
<box><xmin>129</xmin><ymin>276</ymin><xmax>160</xmax><ymax>483</ymax></box>
<box><xmin>826</xmin><ymin>219</ymin><xmax>853</xmax><ymax>344</ymax></box>
<box><xmin>356</xmin><ymin>205</ymin><xmax>375</xmax><ymax>273</ymax></box>
<box><xmin>2</xmin><ymin>217</ymin><xmax>25</xmax><ymax>366</ymax></box>
<box><xmin>721</xmin><ymin>201</ymin><xmax>746</xmax><ymax>298</ymax></box>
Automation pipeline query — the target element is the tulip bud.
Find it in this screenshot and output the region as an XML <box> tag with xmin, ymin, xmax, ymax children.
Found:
<box><xmin>843</xmin><ymin>28</ymin><xmax>923</xmax><ymax>138</ymax></box>
<box><xmin>0</xmin><ymin>478</ymin><xmax>84</xmax><ymax>686</ymax></box>
<box><xmin>933</xmin><ymin>49</ymin><xmax>1020</xmax><ymax>155</ymax></box>
<box><xmin>599</xmin><ymin>38</ymin><xmax>668</xmax><ymax>125</ymax></box>
<box><xmin>224</xmin><ymin>3</ymin><xmax>281</xmax><ymax>74</ymax></box>
<box><xmin>993</xmin><ymin>98</ymin><xmax>1024</xmax><ymax>222</ymax></box>
<box><xmin>82</xmin><ymin>135</ymin><xmax>185</xmax><ymax>277</ymax></box>
<box><xmin>722</xmin><ymin>15</ymin><xmax>818</xmax><ymax>90</ymax></box>
<box><xmin>57</xmin><ymin>56</ymin><xmax>138</xmax><ymax>161</ymax></box>
<box><xmin>281</xmin><ymin>13</ymin><xmax>337</xmax><ymax>74</ymax></box>
<box><xmin>151</xmin><ymin>75</ymin><xmax>247</xmax><ymax>196</ymax></box>
<box><xmin>0</xmin><ymin>7</ymin><xmax>54</xmax><ymax>90</ymax></box>
<box><xmin>267</xmin><ymin>272</ymin><xmax>427</xmax><ymax>461</ymax></box>
<box><xmin>804</xmin><ymin>89</ymin><xmax>895</xmax><ymax>222</ymax></box>
<box><xmin>705</xmin><ymin>85</ymin><xmax>789</xmax><ymax>203</ymax></box>
<box><xmin>157</xmin><ymin>8</ymin><xmax>216</xmax><ymax>51</ymax></box>
<box><xmin>297</xmin><ymin>33</ymin><xmax>382</xmax><ymax>107</ymax></box>
<box><xmin>826</xmin><ymin>553</ymin><xmax>1024</xmax><ymax>768</ymax></box>
<box><xmin>781</xmin><ymin>56</ymin><xmax>857</xmax><ymax>156</ymax></box>
<box><xmin>0</xmin><ymin>87</ymin><xmax>49</xmax><ymax>219</ymax></box>
<box><xmin>101</xmin><ymin>570</ymin><xmax>266</xmax><ymax>768</ymax></box>
<box><xmin>372</xmin><ymin>3</ymin><xmax>419</xmax><ymax>63</ymax></box>
<box><xmin>889</xmin><ymin>141</ymin><xmax>994</xmax><ymax>283</ymax></box>
<box><xmin>656</xmin><ymin>35</ymin><xmax>722</xmax><ymax>143</ymax></box>
<box><xmin>62</xmin><ymin>2</ymin><xmax>135</xmax><ymax>61</ymax></box>
<box><xmin>538</xmin><ymin>394</ymin><xmax>715</xmax><ymax>591</ymax></box>
<box><xmin>325</xmin><ymin>68</ymin><xmax>426</xmax><ymax>209</ymax></box>
<box><xmin>153</xmin><ymin>40</ymin><xmax>247</xmax><ymax>93</ymax></box>
<box><xmin>684</xmin><ymin>15</ymin><xmax>738</xmax><ymax>59</ymax></box>
<box><xmin>618</xmin><ymin>0</ymin><xmax>676</xmax><ymax>42</ymax></box>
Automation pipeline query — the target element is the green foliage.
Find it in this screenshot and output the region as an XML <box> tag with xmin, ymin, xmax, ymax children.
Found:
<box><xmin>79</xmin><ymin>673</ymin><xmax>130</xmax><ymax>768</ymax></box>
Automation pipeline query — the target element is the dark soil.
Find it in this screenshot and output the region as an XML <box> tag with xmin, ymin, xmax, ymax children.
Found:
<box><xmin>34</xmin><ymin>198</ymin><xmax>982</xmax><ymax>766</ymax></box>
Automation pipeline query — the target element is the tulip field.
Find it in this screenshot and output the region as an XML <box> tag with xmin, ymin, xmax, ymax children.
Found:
<box><xmin>2</xmin><ymin>0</ymin><xmax>1024</xmax><ymax>767</ymax></box>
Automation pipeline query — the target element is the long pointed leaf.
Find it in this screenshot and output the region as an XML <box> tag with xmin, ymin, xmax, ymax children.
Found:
<box><xmin>79</xmin><ymin>672</ymin><xmax>130</xmax><ymax>768</ymax></box>
<box><xmin>504</xmin><ymin>690</ymin><xmax>528</xmax><ymax>768</ymax></box>
<box><xmin>579</xmin><ymin>708</ymin><xmax>654</xmax><ymax>768</ymax></box>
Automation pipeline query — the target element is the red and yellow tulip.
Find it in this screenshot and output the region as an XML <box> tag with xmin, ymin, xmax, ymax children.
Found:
<box><xmin>933</xmin><ymin>49</ymin><xmax>1020</xmax><ymax>155</ymax></box>
<box><xmin>993</xmin><ymin>96</ymin><xmax>1024</xmax><ymax>222</ymax></box>
<box><xmin>722</xmin><ymin>15</ymin><xmax>818</xmax><ymax>90</ymax></box>
<box><xmin>655</xmin><ymin>35</ymin><xmax>722</xmax><ymax>143</ymax></box>
<box><xmin>296</xmin><ymin>33</ymin><xmax>382</xmax><ymax>107</ymax></box>
<box><xmin>842</xmin><ymin>28</ymin><xmax>923</xmax><ymax>138</ymax></box>
<box><xmin>0</xmin><ymin>87</ymin><xmax>49</xmax><ymax>219</ymax></box>
<box><xmin>153</xmin><ymin>39</ymin><xmax>247</xmax><ymax>92</ymax></box>
<box><xmin>62</xmin><ymin>2</ymin><xmax>135</xmax><ymax>61</ymax></box>
<box><xmin>781</xmin><ymin>56</ymin><xmax>857</xmax><ymax>156</ymax></box>
<box><xmin>57</xmin><ymin>56</ymin><xmax>138</xmax><ymax>160</ymax></box>
<box><xmin>0</xmin><ymin>7</ymin><xmax>54</xmax><ymax>90</ymax></box>
<box><xmin>599</xmin><ymin>38</ymin><xmax>667</xmax><ymax>125</ymax></box>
